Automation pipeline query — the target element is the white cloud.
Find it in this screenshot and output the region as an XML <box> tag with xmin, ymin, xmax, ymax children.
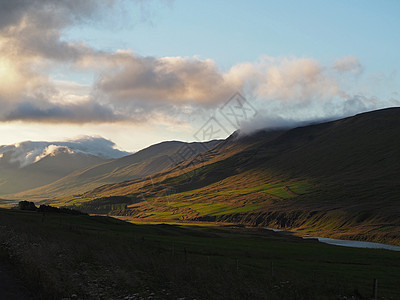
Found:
<box><xmin>228</xmin><ymin>56</ymin><xmax>343</xmax><ymax>103</ymax></box>
<box><xmin>0</xmin><ymin>136</ymin><xmax>131</xmax><ymax>168</ymax></box>
<box><xmin>333</xmin><ymin>56</ymin><xmax>363</xmax><ymax>74</ymax></box>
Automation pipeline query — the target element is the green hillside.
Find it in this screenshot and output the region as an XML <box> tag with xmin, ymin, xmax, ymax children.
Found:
<box><xmin>54</xmin><ymin>108</ymin><xmax>400</xmax><ymax>245</ymax></box>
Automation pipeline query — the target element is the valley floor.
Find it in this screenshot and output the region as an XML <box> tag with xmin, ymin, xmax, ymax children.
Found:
<box><xmin>0</xmin><ymin>208</ymin><xmax>399</xmax><ymax>299</ymax></box>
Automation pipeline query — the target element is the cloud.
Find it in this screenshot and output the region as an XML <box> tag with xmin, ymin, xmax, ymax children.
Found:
<box><xmin>0</xmin><ymin>1</ymin><xmax>109</xmax><ymax>63</ymax></box>
<box><xmin>95</xmin><ymin>54</ymin><xmax>237</xmax><ymax>106</ymax></box>
<box><xmin>3</xmin><ymin>100</ymin><xmax>126</xmax><ymax>123</ymax></box>
<box><xmin>237</xmin><ymin>92</ymin><xmax>399</xmax><ymax>135</ymax></box>
<box><xmin>33</xmin><ymin>145</ymin><xmax>75</xmax><ymax>163</ymax></box>
<box><xmin>61</xmin><ymin>135</ymin><xmax>131</xmax><ymax>158</ymax></box>
<box><xmin>0</xmin><ymin>0</ymin><xmax>397</xmax><ymax>128</ymax></box>
<box><xmin>0</xmin><ymin>0</ymin><xmax>107</xmax><ymax>30</ymax></box>
<box><xmin>228</xmin><ymin>56</ymin><xmax>343</xmax><ymax>103</ymax></box>
<box><xmin>92</xmin><ymin>54</ymin><xmax>359</xmax><ymax>123</ymax></box>
<box><xmin>0</xmin><ymin>0</ymin><xmax>114</xmax><ymax>122</ymax></box>
<box><xmin>333</xmin><ymin>56</ymin><xmax>363</xmax><ymax>74</ymax></box>
<box><xmin>0</xmin><ymin>0</ymin><xmax>178</xmax><ymax>124</ymax></box>
<box><xmin>239</xmin><ymin>114</ymin><xmax>306</xmax><ymax>135</ymax></box>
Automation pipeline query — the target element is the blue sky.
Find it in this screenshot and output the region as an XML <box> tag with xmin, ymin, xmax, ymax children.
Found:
<box><xmin>0</xmin><ymin>0</ymin><xmax>399</xmax><ymax>151</ymax></box>
<box><xmin>65</xmin><ymin>0</ymin><xmax>400</xmax><ymax>72</ymax></box>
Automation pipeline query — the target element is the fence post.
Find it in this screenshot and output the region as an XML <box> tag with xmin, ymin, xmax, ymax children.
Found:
<box><xmin>184</xmin><ymin>247</ymin><xmax>187</xmax><ymax>264</ymax></box>
<box><xmin>271</xmin><ymin>261</ymin><xmax>274</xmax><ymax>279</ymax></box>
<box><xmin>372</xmin><ymin>278</ymin><xmax>378</xmax><ymax>300</ymax></box>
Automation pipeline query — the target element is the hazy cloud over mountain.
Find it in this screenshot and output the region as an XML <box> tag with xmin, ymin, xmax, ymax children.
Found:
<box><xmin>0</xmin><ymin>136</ymin><xmax>131</xmax><ymax>168</ymax></box>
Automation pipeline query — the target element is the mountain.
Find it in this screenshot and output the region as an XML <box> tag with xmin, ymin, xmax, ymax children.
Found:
<box><xmin>5</xmin><ymin>140</ymin><xmax>221</xmax><ymax>200</ymax></box>
<box><xmin>55</xmin><ymin>107</ymin><xmax>400</xmax><ymax>245</ymax></box>
<box><xmin>0</xmin><ymin>137</ymin><xmax>130</xmax><ymax>195</ymax></box>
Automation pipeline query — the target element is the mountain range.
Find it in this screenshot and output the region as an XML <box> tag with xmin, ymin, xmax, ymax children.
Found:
<box><xmin>1</xmin><ymin>107</ymin><xmax>400</xmax><ymax>245</ymax></box>
<box><xmin>42</xmin><ymin>107</ymin><xmax>400</xmax><ymax>245</ymax></box>
<box><xmin>2</xmin><ymin>139</ymin><xmax>220</xmax><ymax>200</ymax></box>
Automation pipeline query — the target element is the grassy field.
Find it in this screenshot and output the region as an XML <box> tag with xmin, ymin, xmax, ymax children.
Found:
<box><xmin>0</xmin><ymin>208</ymin><xmax>399</xmax><ymax>299</ymax></box>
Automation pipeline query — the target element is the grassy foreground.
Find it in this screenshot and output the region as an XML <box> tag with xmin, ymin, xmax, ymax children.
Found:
<box><xmin>0</xmin><ymin>208</ymin><xmax>399</xmax><ymax>299</ymax></box>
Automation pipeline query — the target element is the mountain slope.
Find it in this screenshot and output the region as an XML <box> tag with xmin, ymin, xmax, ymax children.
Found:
<box><xmin>6</xmin><ymin>140</ymin><xmax>221</xmax><ymax>200</ymax></box>
<box><xmin>0</xmin><ymin>151</ymin><xmax>107</xmax><ymax>194</ymax></box>
<box><xmin>57</xmin><ymin>107</ymin><xmax>400</xmax><ymax>245</ymax></box>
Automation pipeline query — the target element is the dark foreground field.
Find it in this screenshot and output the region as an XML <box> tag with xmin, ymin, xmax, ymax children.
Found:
<box><xmin>0</xmin><ymin>208</ymin><xmax>399</xmax><ymax>299</ymax></box>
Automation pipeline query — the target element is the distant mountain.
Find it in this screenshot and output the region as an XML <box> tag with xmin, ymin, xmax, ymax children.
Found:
<box><xmin>58</xmin><ymin>107</ymin><xmax>400</xmax><ymax>245</ymax></box>
<box><xmin>5</xmin><ymin>140</ymin><xmax>220</xmax><ymax>200</ymax></box>
<box><xmin>0</xmin><ymin>137</ymin><xmax>130</xmax><ymax>195</ymax></box>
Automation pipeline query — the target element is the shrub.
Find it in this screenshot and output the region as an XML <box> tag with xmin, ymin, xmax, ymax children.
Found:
<box><xmin>18</xmin><ymin>201</ymin><xmax>37</xmax><ymax>211</ymax></box>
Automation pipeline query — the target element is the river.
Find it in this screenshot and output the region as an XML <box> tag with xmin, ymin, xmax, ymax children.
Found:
<box><xmin>302</xmin><ymin>236</ymin><xmax>400</xmax><ymax>251</ymax></box>
<box><xmin>264</xmin><ymin>227</ymin><xmax>400</xmax><ymax>251</ymax></box>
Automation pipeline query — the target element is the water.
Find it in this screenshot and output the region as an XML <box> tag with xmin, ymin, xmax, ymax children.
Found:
<box><xmin>303</xmin><ymin>236</ymin><xmax>400</xmax><ymax>251</ymax></box>
<box><xmin>263</xmin><ymin>227</ymin><xmax>400</xmax><ymax>251</ymax></box>
<box><xmin>265</xmin><ymin>227</ymin><xmax>284</xmax><ymax>232</ymax></box>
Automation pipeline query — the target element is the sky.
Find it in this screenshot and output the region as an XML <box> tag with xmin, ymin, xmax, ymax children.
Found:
<box><xmin>0</xmin><ymin>0</ymin><xmax>399</xmax><ymax>152</ymax></box>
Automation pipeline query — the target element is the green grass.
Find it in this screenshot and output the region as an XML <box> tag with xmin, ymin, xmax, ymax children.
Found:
<box><xmin>152</xmin><ymin>180</ymin><xmax>311</xmax><ymax>201</ymax></box>
<box><xmin>46</xmin><ymin>196</ymin><xmax>93</xmax><ymax>207</ymax></box>
<box><xmin>209</xmin><ymin>181</ymin><xmax>310</xmax><ymax>199</ymax></box>
<box><xmin>287</xmin><ymin>182</ymin><xmax>311</xmax><ymax>194</ymax></box>
<box><xmin>145</xmin><ymin>211</ymin><xmax>184</xmax><ymax>220</ymax></box>
<box><xmin>168</xmin><ymin>202</ymin><xmax>261</xmax><ymax>216</ymax></box>
<box><xmin>127</xmin><ymin>220</ymin><xmax>221</xmax><ymax>226</ymax></box>
<box><xmin>110</xmin><ymin>179</ymin><xmax>310</xmax><ymax>222</ymax></box>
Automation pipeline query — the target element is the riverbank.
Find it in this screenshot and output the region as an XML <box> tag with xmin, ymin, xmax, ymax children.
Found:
<box><xmin>112</xmin><ymin>215</ymin><xmax>400</xmax><ymax>250</ymax></box>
